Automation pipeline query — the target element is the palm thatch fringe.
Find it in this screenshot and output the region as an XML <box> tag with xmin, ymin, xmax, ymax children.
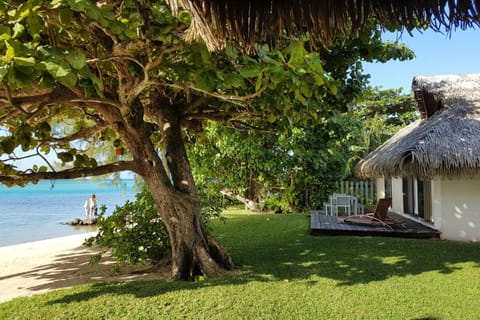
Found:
<box><xmin>357</xmin><ymin>74</ymin><xmax>480</xmax><ymax>180</ymax></box>
<box><xmin>356</xmin><ymin>104</ymin><xmax>480</xmax><ymax>180</ymax></box>
<box><xmin>167</xmin><ymin>0</ymin><xmax>480</xmax><ymax>51</ymax></box>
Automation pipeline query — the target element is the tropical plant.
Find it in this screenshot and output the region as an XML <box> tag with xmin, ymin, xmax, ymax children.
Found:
<box><xmin>188</xmin><ymin>30</ymin><xmax>415</xmax><ymax>212</ymax></box>
<box><xmin>0</xmin><ymin>1</ymin><xmax>413</xmax><ymax>280</ymax></box>
<box><xmin>0</xmin><ymin>0</ymin><xmax>338</xmax><ymax>280</ymax></box>
<box><xmin>85</xmin><ymin>184</ymin><xmax>170</xmax><ymax>264</ymax></box>
<box><xmin>346</xmin><ymin>86</ymin><xmax>419</xmax><ymax>175</ymax></box>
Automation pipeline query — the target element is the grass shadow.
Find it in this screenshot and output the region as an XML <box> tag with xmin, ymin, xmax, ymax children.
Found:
<box><xmin>213</xmin><ymin>213</ymin><xmax>480</xmax><ymax>286</ymax></box>
<box><xmin>7</xmin><ymin>211</ymin><xmax>477</xmax><ymax>307</ymax></box>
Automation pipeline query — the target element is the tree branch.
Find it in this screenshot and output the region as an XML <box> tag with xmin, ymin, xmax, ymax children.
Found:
<box><xmin>155</xmin><ymin>81</ymin><xmax>266</xmax><ymax>105</ymax></box>
<box><xmin>0</xmin><ymin>161</ymin><xmax>137</xmax><ymax>184</ymax></box>
<box><xmin>46</xmin><ymin>120</ymin><xmax>109</xmax><ymax>145</ymax></box>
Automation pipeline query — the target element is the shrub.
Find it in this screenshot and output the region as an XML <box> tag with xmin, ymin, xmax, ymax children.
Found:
<box><xmin>85</xmin><ymin>183</ymin><xmax>227</xmax><ymax>265</ymax></box>
<box><xmin>85</xmin><ymin>184</ymin><xmax>170</xmax><ymax>264</ymax></box>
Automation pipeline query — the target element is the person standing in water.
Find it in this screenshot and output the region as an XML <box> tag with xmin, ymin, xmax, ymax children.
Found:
<box><xmin>84</xmin><ymin>194</ymin><xmax>98</xmax><ymax>218</ymax></box>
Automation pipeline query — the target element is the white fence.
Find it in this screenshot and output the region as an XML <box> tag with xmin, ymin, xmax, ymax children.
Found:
<box><xmin>335</xmin><ymin>180</ymin><xmax>376</xmax><ymax>206</ymax></box>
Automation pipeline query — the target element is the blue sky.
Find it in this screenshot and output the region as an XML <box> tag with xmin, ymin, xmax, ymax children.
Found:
<box><xmin>363</xmin><ymin>28</ymin><xmax>480</xmax><ymax>92</ymax></box>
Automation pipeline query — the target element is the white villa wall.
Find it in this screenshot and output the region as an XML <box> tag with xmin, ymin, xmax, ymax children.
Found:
<box><xmin>439</xmin><ymin>179</ymin><xmax>480</xmax><ymax>242</ymax></box>
<box><xmin>391</xmin><ymin>178</ymin><xmax>404</xmax><ymax>213</ymax></box>
<box><xmin>375</xmin><ymin>177</ymin><xmax>480</xmax><ymax>242</ymax></box>
<box><xmin>431</xmin><ymin>180</ymin><xmax>442</xmax><ymax>230</ymax></box>
<box><xmin>376</xmin><ymin>178</ymin><xmax>385</xmax><ymax>198</ymax></box>
<box><xmin>375</xmin><ymin>177</ymin><xmax>403</xmax><ymax>212</ymax></box>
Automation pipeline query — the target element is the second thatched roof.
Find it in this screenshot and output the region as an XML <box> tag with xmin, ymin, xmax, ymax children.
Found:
<box><xmin>356</xmin><ymin>74</ymin><xmax>480</xmax><ymax>180</ymax></box>
<box><xmin>167</xmin><ymin>0</ymin><xmax>480</xmax><ymax>51</ymax></box>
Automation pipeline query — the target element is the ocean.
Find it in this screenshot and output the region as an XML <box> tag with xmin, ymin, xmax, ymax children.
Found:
<box><xmin>0</xmin><ymin>179</ymin><xmax>137</xmax><ymax>247</ymax></box>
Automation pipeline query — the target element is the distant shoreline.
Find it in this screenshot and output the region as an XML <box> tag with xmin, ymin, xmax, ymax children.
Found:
<box><xmin>0</xmin><ymin>224</ymin><xmax>99</xmax><ymax>248</ymax></box>
<box><xmin>0</xmin><ymin>179</ymin><xmax>136</xmax><ymax>247</ymax></box>
<box><xmin>0</xmin><ymin>231</ymin><xmax>97</xmax><ymax>250</ymax></box>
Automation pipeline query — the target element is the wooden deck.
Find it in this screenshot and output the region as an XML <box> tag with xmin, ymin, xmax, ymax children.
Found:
<box><xmin>310</xmin><ymin>211</ymin><xmax>441</xmax><ymax>239</ymax></box>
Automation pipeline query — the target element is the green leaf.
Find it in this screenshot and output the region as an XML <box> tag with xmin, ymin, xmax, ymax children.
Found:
<box><xmin>99</xmin><ymin>5</ymin><xmax>116</xmax><ymax>21</ymax></box>
<box><xmin>14</xmin><ymin>57</ymin><xmax>35</xmax><ymax>67</ymax></box>
<box><xmin>67</xmin><ymin>0</ymin><xmax>89</xmax><ymax>12</ymax></box>
<box><xmin>78</xmin><ymin>67</ymin><xmax>103</xmax><ymax>96</ymax></box>
<box><xmin>5</xmin><ymin>41</ymin><xmax>15</xmax><ymax>61</ymax></box>
<box><xmin>12</xmin><ymin>23</ymin><xmax>25</xmax><ymax>39</ymax></box>
<box><xmin>287</xmin><ymin>42</ymin><xmax>304</xmax><ymax>67</ymax></box>
<box><xmin>294</xmin><ymin>89</ymin><xmax>306</xmax><ymax>105</ymax></box>
<box><xmin>58</xmin><ymin>8</ymin><xmax>73</xmax><ymax>25</ymax></box>
<box><xmin>327</xmin><ymin>82</ymin><xmax>338</xmax><ymax>95</ymax></box>
<box><xmin>124</xmin><ymin>28</ymin><xmax>137</xmax><ymax>39</ymax></box>
<box><xmin>0</xmin><ymin>66</ymin><xmax>9</xmax><ymax>82</ymax></box>
<box><xmin>73</xmin><ymin>154</ymin><xmax>86</xmax><ymax>167</ymax></box>
<box><xmin>239</xmin><ymin>65</ymin><xmax>261</xmax><ymax>78</ymax></box>
<box><xmin>59</xmin><ymin>71</ymin><xmax>77</xmax><ymax>87</ymax></box>
<box><xmin>4</xmin><ymin>40</ymin><xmax>32</xmax><ymax>62</ymax></box>
<box><xmin>13</xmin><ymin>66</ymin><xmax>35</xmax><ymax>87</ymax></box>
<box><xmin>267</xmin><ymin>113</ymin><xmax>277</xmax><ymax>123</ymax></box>
<box><xmin>38</xmin><ymin>73</ymin><xmax>56</xmax><ymax>88</ymax></box>
<box><xmin>41</xmin><ymin>60</ymin><xmax>69</xmax><ymax>77</ymax></box>
<box><xmin>0</xmin><ymin>26</ymin><xmax>11</xmax><ymax>40</ymax></box>
<box><xmin>1</xmin><ymin>137</ymin><xmax>16</xmax><ymax>154</ymax></box>
<box><xmin>65</xmin><ymin>50</ymin><xmax>86</xmax><ymax>70</ymax></box>
<box><xmin>300</xmin><ymin>83</ymin><xmax>313</xmax><ymax>98</ymax></box>
<box><xmin>223</xmin><ymin>73</ymin><xmax>244</xmax><ymax>89</ymax></box>
<box><xmin>57</xmin><ymin>151</ymin><xmax>74</xmax><ymax>163</ymax></box>
<box><xmin>255</xmin><ymin>70</ymin><xmax>264</xmax><ymax>91</ymax></box>
<box><xmin>26</xmin><ymin>13</ymin><xmax>44</xmax><ymax>37</ymax></box>
<box><xmin>313</xmin><ymin>74</ymin><xmax>325</xmax><ymax>86</ymax></box>
<box><xmin>178</xmin><ymin>10</ymin><xmax>191</xmax><ymax>25</ymax></box>
<box><xmin>40</xmin><ymin>60</ymin><xmax>77</xmax><ymax>87</ymax></box>
<box><xmin>35</xmin><ymin>121</ymin><xmax>51</xmax><ymax>139</ymax></box>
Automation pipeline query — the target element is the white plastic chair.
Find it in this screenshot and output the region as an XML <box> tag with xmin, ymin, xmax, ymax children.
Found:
<box><xmin>323</xmin><ymin>202</ymin><xmax>335</xmax><ymax>216</ymax></box>
<box><xmin>334</xmin><ymin>195</ymin><xmax>351</xmax><ymax>215</ymax></box>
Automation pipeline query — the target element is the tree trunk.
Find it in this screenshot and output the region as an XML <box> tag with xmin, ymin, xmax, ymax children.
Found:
<box><xmin>132</xmin><ymin>94</ymin><xmax>233</xmax><ymax>280</ymax></box>
<box><xmin>147</xmin><ymin>188</ymin><xmax>233</xmax><ymax>280</ymax></box>
<box><xmin>136</xmin><ymin>153</ymin><xmax>233</xmax><ymax>281</ymax></box>
<box><xmin>220</xmin><ymin>188</ymin><xmax>260</xmax><ymax>211</ymax></box>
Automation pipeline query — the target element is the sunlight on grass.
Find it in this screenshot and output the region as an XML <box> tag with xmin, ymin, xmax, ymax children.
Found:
<box><xmin>1</xmin><ymin>208</ymin><xmax>479</xmax><ymax>319</ymax></box>
<box><xmin>379</xmin><ymin>256</ymin><xmax>409</xmax><ymax>265</ymax></box>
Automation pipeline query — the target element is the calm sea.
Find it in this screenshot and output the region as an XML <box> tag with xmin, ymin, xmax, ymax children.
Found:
<box><xmin>0</xmin><ymin>179</ymin><xmax>137</xmax><ymax>247</ymax></box>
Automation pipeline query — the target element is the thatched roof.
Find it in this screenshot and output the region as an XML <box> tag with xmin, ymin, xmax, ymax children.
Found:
<box><xmin>167</xmin><ymin>0</ymin><xmax>480</xmax><ymax>51</ymax></box>
<box><xmin>356</xmin><ymin>74</ymin><xmax>480</xmax><ymax>180</ymax></box>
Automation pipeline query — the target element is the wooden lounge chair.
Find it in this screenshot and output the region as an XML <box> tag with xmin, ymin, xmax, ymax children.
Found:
<box><xmin>341</xmin><ymin>198</ymin><xmax>406</xmax><ymax>230</ymax></box>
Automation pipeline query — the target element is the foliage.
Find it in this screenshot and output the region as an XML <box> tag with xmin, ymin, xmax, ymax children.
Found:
<box><xmin>196</xmin><ymin>180</ymin><xmax>229</xmax><ymax>225</ymax></box>
<box><xmin>345</xmin><ymin>86</ymin><xmax>419</xmax><ymax>176</ymax></box>
<box><xmin>0</xmin><ymin>0</ymin><xmax>346</xmax><ymax>186</ymax></box>
<box><xmin>0</xmin><ymin>0</ymin><xmax>417</xmax><ymax>278</ymax></box>
<box><xmin>189</xmin><ymin>88</ymin><xmax>416</xmax><ymax>212</ymax></box>
<box><xmin>85</xmin><ymin>182</ymin><xmax>226</xmax><ymax>265</ymax></box>
<box><xmin>1</xmin><ymin>208</ymin><xmax>480</xmax><ymax>319</ymax></box>
<box><xmin>0</xmin><ymin>0</ymin><xmax>414</xmax><ymax>194</ymax></box>
<box><xmin>0</xmin><ymin>0</ymin><xmax>341</xmax><ymax>278</ymax></box>
<box><xmin>85</xmin><ymin>184</ymin><xmax>170</xmax><ymax>264</ymax></box>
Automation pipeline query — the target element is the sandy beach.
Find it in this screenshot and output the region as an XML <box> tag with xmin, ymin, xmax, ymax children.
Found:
<box><xmin>0</xmin><ymin>233</ymin><xmax>168</xmax><ymax>304</ymax></box>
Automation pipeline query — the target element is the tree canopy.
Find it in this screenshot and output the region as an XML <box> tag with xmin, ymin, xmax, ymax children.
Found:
<box><xmin>1</xmin><ymin>0</ymin><xmax>416</xmax><ymax>279</ymax></box>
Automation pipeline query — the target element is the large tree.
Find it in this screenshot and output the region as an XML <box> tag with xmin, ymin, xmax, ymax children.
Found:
<box><xmin>0</xmin><ymin>0</ymin><xmax>343</xmax><ymax>280</ymax></box>
<box><xmin>0</xmin><ymin>0</ymin><xmax>415</xmax><ymax>280</ymax></box>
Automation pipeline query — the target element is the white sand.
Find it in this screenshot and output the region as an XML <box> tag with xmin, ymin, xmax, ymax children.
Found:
<box><xmin>0</xmin><ymin>233</ymin><xmax>168</xmax><ymax>303</ymax></box>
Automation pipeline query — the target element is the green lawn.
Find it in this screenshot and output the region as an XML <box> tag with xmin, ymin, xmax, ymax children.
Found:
<box><xmin>1</xmin><ymin>207</ymin><xmax>479</xmax><ymax>319</ymax></box>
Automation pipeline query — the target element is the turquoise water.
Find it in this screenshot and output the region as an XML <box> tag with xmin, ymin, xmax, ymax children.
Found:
<box><xmin>0</xmin><ymin>179</ymin><xmax>137</xmax><ymax>247</ymax></box>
